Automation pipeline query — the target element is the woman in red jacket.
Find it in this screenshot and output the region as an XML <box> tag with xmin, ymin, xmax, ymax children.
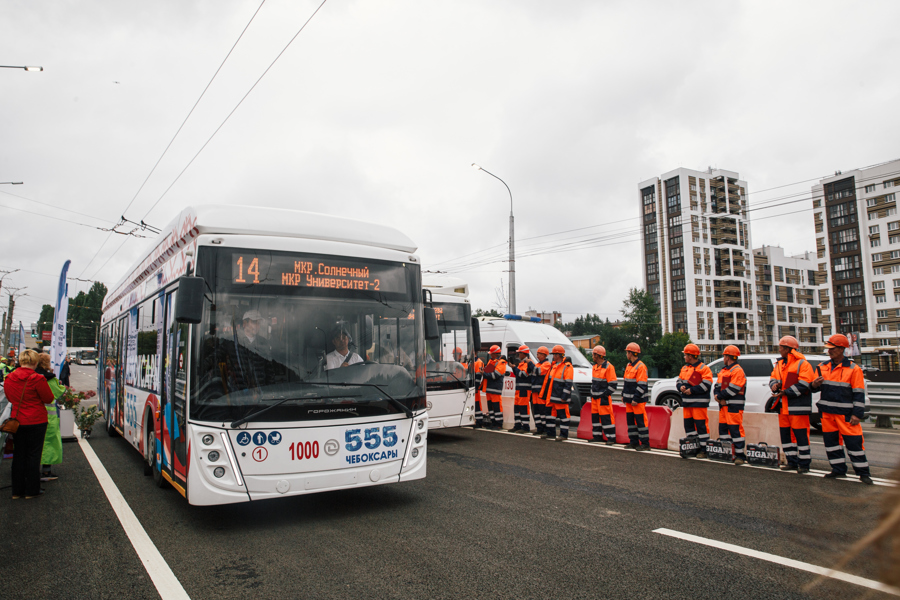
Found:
<box><xmin>6</xmin><ymin>349</ymin><xmax>55</xmax><ymax>499</ymax></box>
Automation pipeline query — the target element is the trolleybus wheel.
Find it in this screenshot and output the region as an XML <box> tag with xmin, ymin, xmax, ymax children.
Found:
<box><xmin>145</xmin><ymin>417</ymin><xmax>167</xmax><ymax>488</ymax></box>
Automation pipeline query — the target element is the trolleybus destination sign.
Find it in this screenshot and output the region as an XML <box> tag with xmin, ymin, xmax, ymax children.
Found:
<box><xmin>230</xmin><ymin>251</ymin><xmax>408</xmax><ymax>293</ymax></box>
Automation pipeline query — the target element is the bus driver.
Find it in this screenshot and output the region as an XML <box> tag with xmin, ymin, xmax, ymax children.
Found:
<box><xmin>326</xmin><ymin>326</ymin><xmax>364</xmax><ymax>370</ymax></box>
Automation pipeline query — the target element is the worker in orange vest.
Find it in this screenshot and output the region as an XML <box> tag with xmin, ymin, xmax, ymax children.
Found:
<box><xmin>472</xmin><ymin>354</ymin><xmax>486</xmax><ymax>428</ymax></box>
<box><xmin>714</xmin><ymin>345</ymin><xmax>747</xmax><ymax>465</ymax></box>
<box><xmin>530</xmin><ymin>346</ymin><xmax>552</xmax><ymax>436</ymax></box>
<box><xmin>539</xmin><ymin>345</ymin><xmax>574</xmax><ymax>440</ymax></box>
<box><xmin>769</xmin><ymin>335</ymin><xmax>815</xmax><ymax>473</ymax></box>
<box><xmin>511</xmin><ymin>345</ymin><xmax>534</xmax><ymax>433</ymax></box>
<box><xmin>811</xmin><ymin>334</ymin><xmax>873</xmax><ymax>484</ymax></box>
<box><xmin>678</xmin><ymin>343</ymin><xmax>714</xmax><ymax>458</ymax></box>
<box><xmin>589</xmin><ymin>345</ymin><xmax>618</xmax><ymax>444</ymax></box>
<box><xmin>482</xmin><ymin>345</ymin><xmax>507</xmax><ymax>430</ymax></box>
<box><xmin>622</xmin><ymin>342</ymin><xmax>650</xmax><ymax>450</ymax></box>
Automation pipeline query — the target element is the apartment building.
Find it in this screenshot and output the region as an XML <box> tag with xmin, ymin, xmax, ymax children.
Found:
<box><xmin>524</xmin><ymin>309</ymin><xmax>562</xmax><ymax>326</ymax></box>
<box><xmin>752</xmin><ymin>245</ymin><xmax>824</xmax><ymax>353</ymax></box>
<box><xmin>639</xmin><ymin>167</ymin><xmax>759</xmax><ymax>360</ymax></box>
<box><xmin>813</xmin><ymin>159</ymin><xmax>900</xmax><ymax>369</ymax></box>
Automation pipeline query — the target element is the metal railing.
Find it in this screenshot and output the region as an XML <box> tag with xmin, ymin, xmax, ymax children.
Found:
<box><xmin>862</xmin><ymin>382</ymin><xmax>900</xmax><ymax>418</ymax></box>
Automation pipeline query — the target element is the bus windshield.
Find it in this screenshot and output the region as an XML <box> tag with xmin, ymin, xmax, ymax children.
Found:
<box><xmin>426</xmin><ymin>302</ymin><xmax>473</xmax><ymax>391</ymax></box>
<box><xmin>191</xmin><ymin>247</ymin><xmax>426</xmax><ymax>423</ymax></box>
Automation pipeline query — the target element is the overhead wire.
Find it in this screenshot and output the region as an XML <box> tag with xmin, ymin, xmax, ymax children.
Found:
<box><xmin>139</xmin><ymin>0</ymin><xmax>331</xmax><ymax>224</ymax></box>
<box><xmin>81</xmin><ymin>0</ymin><xmax>270</xmax><ymax>278</ymax></box>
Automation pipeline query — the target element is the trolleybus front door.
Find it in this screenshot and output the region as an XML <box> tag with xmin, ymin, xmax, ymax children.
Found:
<box><xmin>162</xmin><ymin>291</ymin><xmax>189</xmax><ymax>487</ymax></box>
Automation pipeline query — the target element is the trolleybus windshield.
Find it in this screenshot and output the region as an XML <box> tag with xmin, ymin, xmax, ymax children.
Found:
<box><xmin>425</xmin><ymin>302</ymin><xmax>473</xmax><ymax>391</ymax></box>
<box><xmin>191</xmin><ymin>248</ymin><xmax>426</xmax><ymax>423</ymax></box>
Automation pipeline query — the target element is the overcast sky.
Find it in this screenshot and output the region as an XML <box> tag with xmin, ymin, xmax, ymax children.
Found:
<box><xmin>2</xmin><ymin>0</ymin><xmax>899</xmax><ymax>329</ymax></box>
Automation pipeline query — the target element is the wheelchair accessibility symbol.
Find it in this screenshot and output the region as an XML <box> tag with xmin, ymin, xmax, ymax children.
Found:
<box><xmin>236</xmin><ymin>432</ymin><xmax>251</xmax><ymax>446</ymax></box>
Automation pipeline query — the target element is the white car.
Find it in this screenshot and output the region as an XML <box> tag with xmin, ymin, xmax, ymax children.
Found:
<box><xmin>648</xmin><ymin>353</ymin><xmax>851</xmax><ymax>430</ymax></box>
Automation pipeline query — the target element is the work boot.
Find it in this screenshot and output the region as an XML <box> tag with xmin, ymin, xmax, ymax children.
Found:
<box><xmin>798</xmin><ymin>466</ymin><xmax>810</xmax><ymax>474</ymax></box>
<box><xmin>733</xmin><ymin>458</ymin><xmax>745</xmax><ymax>466</ymax></box>
<box><xmin>532</xmin><ymin>430</ymin><xmax>543</xmax><ymax>437</ymax></box>
<box><xmin>472</xmin><ymin>423</ymin><xmax>482</xmax><ymax>429</ymax></box>
<box><xmin>635</xmin><ymin>444</ymin><xmax>650</xmax><ymax>452</ymax></box>
<box><xmin>623</xmin><ymin>443</ymin><xmax>637</xmax><ymax>450</ymax></box>
<box><xmin>780</xmin><ymin>464</ymin><xmax>797</xmax><ymax>471</ymax></box>
<box><xmin>540</xmin><ymin>433</ymin><xmax>549</xmax><ymax>439</ymax></box>
<box><xmin>555</xmin><ymin>435</ymin><xmax>567</xmax><ymax>442</ymax></box>
<box><xmin>604</xmin><ymin>440</ymin><xmax>616</xmax><ymax>446</ymax></box>
<box><xmin>824</xmin><ymin>471</ymin><xmax>847</xmax><ymax>479</ymax></box>
<box><xmin>860</xmin><ymin>475</ymin><xmax>874</xmax><ymax>485</ymax></box>
<box><xmin>696</xmin><ymin>451</ymin><xmax>708</xmax><ymax>459</ymax></box>
<box><xmin>520</xmin><ymin>429</ymin><xmax>531</xmax><ymax>435</ymax></box>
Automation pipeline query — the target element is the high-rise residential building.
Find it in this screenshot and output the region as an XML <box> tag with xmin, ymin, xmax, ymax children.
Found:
<box><xmin>813</xmin><ymin>159</ymin><xmax>900</xmax><ymax>369</ymax></box>
<box><xmin>638</xmin><ymin>168</ymin><xmax>758</xmax><ymax>360</ymax></box>
<box><xmin>752</xmin><ymin>245</ymin><xmax>824</xmax><ymax>354</ymax></box>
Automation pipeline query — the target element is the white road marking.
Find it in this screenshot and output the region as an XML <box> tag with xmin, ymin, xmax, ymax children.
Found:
<box><xmin>476</xmin><ymin>428</ymin><xmax>897</xmax><ymax>486</ymax></box>
<box><xmin>653</xmin><ymin>527</ymin><xmax>900</xmax><ymax>597</ymax></box>
<box><xmin>76</xmin><ymin>423</ymin><xmax>192</xmax><ymax>600</ymax></box>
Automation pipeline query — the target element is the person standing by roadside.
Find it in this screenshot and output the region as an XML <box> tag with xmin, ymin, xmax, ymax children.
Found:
<box><xmin>530</xmin><ymin>347</ymin><xmax>552</xmax><ymax>436</ymax></box>
<box><xmin>540</xmin><ymin>345</ymin><xmax>574</xmax><ymax>441</ymax></box>
<box><xmin>589</xmin><ymin>346</ymin><xmax>618</xmax><ymax>444</ymax></box>
<box><xmin>622</xmin><ymin>343</ymin><xmax>651</xmax><ymax>451</ymax></box>
<box><xmin>511</xmin><ymin>345</ymin><xmax>534</xmax><ymax>433</ymax></box>
<box><xmin>769</xmin><ymin>335</ymin><xmax>815</xmax><ymax>473</ymax></box>
<box><xmin>36</xmin><ymin>353</ymin><xmax>65</xmax><ymax>481</ymax></box>
<box><xmin>472</xmin><ymin>354</ymin><xmax>486</xmax><ymax>428</ymax></box>
<box><xmin>811</xmin><ymin>334</ymin><xmax>873</xmax><ymax>485</ymax></box>
<box><xmin>482</xmin><ymin>345</ymin><xmax>507</xmax><ymax>430</ymax></box>
<box><xmin>6</xmin><ymin>349</ymin><xmax>55</xmax><ymax>499</ymax></box>
<box><xmin>677</xmin><ymin>344</ymin><xmax>714</xmax><ymax>458</ymax></box>
<box><xmin>714</xmin><ymin>345</ymin><xmax>747</xmax><ymax>465</ymax></box>
<box><xmin>58</xmin><ymin>355</ymin><xmax>72</xmax><ymax>387</ymax></box>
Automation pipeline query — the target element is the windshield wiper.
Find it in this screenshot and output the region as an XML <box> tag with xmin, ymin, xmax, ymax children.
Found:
<box><xmin>230</xmin><ymin>382</ymin><xmax>414</xmax><ymax>427</ymax></box>
<box><xmin>325</xmin><ymin>382</ymin><xmax>414</xmax><ymax>418</ymax></box>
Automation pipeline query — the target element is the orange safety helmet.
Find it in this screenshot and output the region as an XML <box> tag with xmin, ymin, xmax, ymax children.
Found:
<box><xmin>625</xmin><ymin>342</ymin><xmax>641</xmax><ymax>354</ymax></box>
<box><xmin>551</xmin><ymin>344</ymin><xmax>566</xmax><ymax>355</ymax></box>
<box><xmin>683</xmin><ymin>343</ymin><xmax>700</xmax><ymax>356</ymax></box>
<box><xmin>489</xmin><ymin>345</ymin><xmax>501</xmax><ymax>354</ymax></box>
<box><xmin>537</xmin><ymin>346</ymin><xmax>550</xmax><ymax>356</ymax></box>
<box><xmin>517</xmin><ymin>344</ymin><xmax>530</xmax><ymax>354</ymax></box>
<box><xmin>592</xmin><ymin>345</ymin><xmax>606</xmax><ymax>356</ymax></box>
<box><xmin>824</xmin><ymin>334</ymin><xmax>850</xmax><ymax>349</ymax></box>
<box><xmin>723</xmin><ymin>345</ymin><xmax>741</xmax><ymax>358</ymax></box>
<box><xmin>453</xmin><ymin>347</ymin><xmax>462</xmax><ymax>354</ymax></box>
<box><xmin>777</xmin><ymin>335</ymin><xmax>799</xmax><ymax>350</ymax></box>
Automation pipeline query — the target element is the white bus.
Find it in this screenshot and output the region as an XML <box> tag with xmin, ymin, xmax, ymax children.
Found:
<box><xmin>99</xmin><ymin>205</ymin><xmax>435</xmax><ymax>505</ymax></box>
<box><xmin>422</xmin><ymin>276</ymin><xmax>478</xmax><ymax>429</ymax></box>
<box><xmin>68</xmin><ymin>347</ymin><xmax>98</xmax><ymax>365</ymax></box>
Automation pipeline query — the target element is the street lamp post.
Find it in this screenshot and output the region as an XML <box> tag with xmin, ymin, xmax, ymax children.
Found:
<box><xmin>472</xmin><ymin>163</ymin><xmax>515</xmax><ymax>314</ymax></box>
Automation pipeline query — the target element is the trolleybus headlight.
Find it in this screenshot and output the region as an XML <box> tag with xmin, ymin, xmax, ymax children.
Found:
<box><xmin>415</xmin><ymin>434</ymin><xmax>421</xmax><ymax>444</ymax></box>
<box><xmin>417</xmin><ymin>420</ymin><xmax>424</xmax><ymax>430</ymax></box>
<box><xmin>411</xmin><ymin>448</ymin><xmax>419</xmax><ymax>458</ymax></box>
<box><xmin>213</xmin><ymin>467</ymin><xmax>226</xmax><ymax>478</ymax></box>
<box><xmin>202</xmin><ymin>434</ymin><xmax>214</xmax><ymax>446</ymax></box>
<box><xmin>208</xmin><ymin>450</ymin><xmax>220</xmax><ymax>462</ymax></box>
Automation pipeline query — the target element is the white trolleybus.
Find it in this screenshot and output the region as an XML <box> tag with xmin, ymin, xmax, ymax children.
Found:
<box><xmin>99</xmin><ymin>205</ymin><xmax>438</xmax><ymax>505</ymax></box>
<box><xmin>422</xmin><ymin>276</ymin><xmax>479</xmax><ymax>429</ymax></box>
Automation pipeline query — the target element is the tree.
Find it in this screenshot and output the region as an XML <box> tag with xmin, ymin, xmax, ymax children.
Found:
<box><xmin>68</xmin><ymin>282</ymin><xmax>107</xmax><ymax>347</ymax></box>
<box><xmin>649</xmin><ymin>332</ymin><xmax>692</xmax><ymax>378</ymax></box>
<box><xmin>620</xmin><ymin>288</ymin><xmax>662</xmax><ymax>353</ymax></box>
<box><xmin>473</xmin><ymin>308</ymin><xmax>503</xmax><ymax>318</ymax></box>
<box><xmin>38</xmin><ymin>303</ymin><xmax>54</xmax><ymax>338</ymax></box>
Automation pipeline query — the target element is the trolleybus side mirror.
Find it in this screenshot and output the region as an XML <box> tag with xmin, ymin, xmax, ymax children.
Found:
<box><xmin>174</xmin><ymin>276</ymin><xmax>206</xmax><ymax>324</ymax></box>
<box><xmin>471</xmin><ymin>317</ymin><xmax>481</xmax><ymax>351</ymax></box>
<box><xmin>424</xmin><ymin>306</ymin><xmax>440</xmax><ymax>340</ymax></box>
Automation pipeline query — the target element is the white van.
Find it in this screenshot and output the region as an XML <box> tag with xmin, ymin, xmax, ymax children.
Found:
<box><xmin>476</xmin><ymin>316</ymin><xmax>593</xmax><ymax>413</ymax></box>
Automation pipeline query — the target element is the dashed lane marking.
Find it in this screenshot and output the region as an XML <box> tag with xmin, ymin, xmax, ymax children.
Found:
<box><xmin>653</xmin><ymin>527</ymin><xmax>900</xmax><ymax>596</ymax></box>
<box><xmin>475</xmin><ymin>428</ymin><xmax>898</xmax><ymax>486</ymax></box>
<box><xmin>76</xmin><ymin>423</ymin><xmax>192</xmax><ymax>600</ymax></box>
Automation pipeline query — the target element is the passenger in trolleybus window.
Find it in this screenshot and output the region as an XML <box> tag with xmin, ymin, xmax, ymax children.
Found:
<box><xmin>237</xmin><ymin>310</ymin><xmax>270</xmax><ymax>357</ymax></box>
<box><xmin>326</xmin><ymin>326</ymin><xmax>364</xmax><ymax>370</ymax></box>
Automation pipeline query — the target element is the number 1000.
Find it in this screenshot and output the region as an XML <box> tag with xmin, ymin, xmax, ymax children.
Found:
<box><xmin>289</xmin><ymin>441</ymin><xmax>319</xmax><ymax>460</ymax></box>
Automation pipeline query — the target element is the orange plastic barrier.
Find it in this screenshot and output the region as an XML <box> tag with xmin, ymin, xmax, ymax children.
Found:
<box><xmin>645</xmin><ymin>405</ymin><xmax>673</xmax><ymax>449</ymax></box>
<box><xmin>577</xmin><ymin>402</ymin><xmax>593</xmax><ymax>440</ymax></box>
<box><xmin>578</xmin><ymin>402</ymin><xmax>632</xmax><ymax>442</ymax></box>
